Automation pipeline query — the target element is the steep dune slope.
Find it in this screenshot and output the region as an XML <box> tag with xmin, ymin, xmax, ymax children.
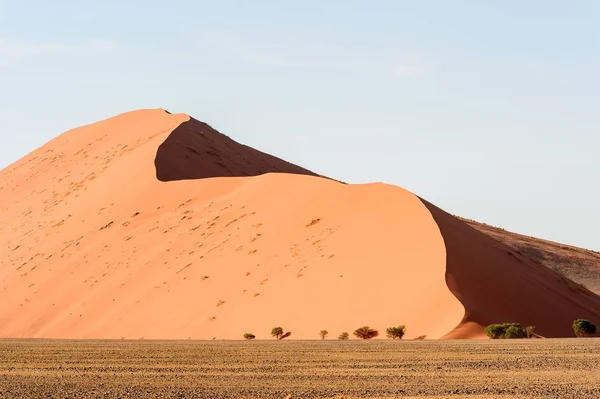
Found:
<box><xmin>422</xmin><ymin>201</ymin><xmax>600</xmax><ymax>338</ymax></box>
<box><xmin>155</xmin><ymin>117</ymin><xmax>318</xmax><ymax>182</ymax></box>
<box><xmin>0</xmin><ymin>109</ymin><xmax>463</xmax><ymax>339</ymax></box>
<box><xmin>463</xmin><ymin>219</ymin><xmax>600</xmax><ymax>295</ymax></box>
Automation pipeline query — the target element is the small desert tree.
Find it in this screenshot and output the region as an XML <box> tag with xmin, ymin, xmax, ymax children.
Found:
<box><xmin>353</xmin><ymin>326</ymin><xmax>379</xmax><ymax>340</ymax></box>
<box><xmin>271</xmin><ymin>327</ymin><xmax>291</xmax><ymax>340</ymax></box>
<box><xmin>243</xmin><ymin>333</ymin><xmax>255</xmax><ymax>340</ymax></box>
<box><xmin>319</xmin><ymin>330</ymin><xmax>329</xmax><ymax>340</ymax></box>
<box><xmin>525</xmin><ymin>326</ymin><xmax>535</xmax><ymax>338</ymax></box>
<box><xmin>271</xmin><ymin>327</ymin><xmax>284</xmax><ymax>340</ymax></box>
<box><xmin>386</xmin><ymin>325</ymin><xmax>406</xmax><ymax>340</ymax></box>
<box><xmin>573</xmin><ymin>319</ymin><xmax>597</xmax><ymax>337</ymax></box>
<box><xmin>338</xmin><ymin>332</ymin><xmax>349</xmax><ymax>340</ymax></box>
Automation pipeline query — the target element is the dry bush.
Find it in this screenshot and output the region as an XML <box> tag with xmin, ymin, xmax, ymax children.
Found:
<box><xmin>353</xmin><ymin>326</ymin><xmax>379</xmax><ymax>339</ymax></box>
<box><xmin>386</xmin><ymin>325</ymin><xmax>406</xmax><ymax>340</ymax></box>
<box><xmin>484</xmin><ymin>323</ymin><xmax>533</xmax><ymax>339</ymax></box>
<box><xmin>573</xmin><ymin>319</ymin><xmax>597</xmax><ymax>337</ymax></box>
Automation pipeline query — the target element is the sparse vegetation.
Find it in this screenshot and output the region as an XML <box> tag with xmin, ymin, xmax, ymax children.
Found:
<box><xmin>484</xmin><ymin>323</ymin><xmax>533</xmax><ymax>339</ymax></box>
<box><xmin>243</xmin><ymin>333</ymin><xmax>255</xmax><ymax>340</ymax></box>
<box><xmin>271</xmin><ymin>327</ymin><xmax>283</xmax><ymax>339</ymax></box>
<box><xmin>353</xmin><ymin>326</ymin><xmax>379</xmax><ymax>340</ymax></box>
<box><xmin>504</xmin><ymin>324</ymin><xmax>527</xmax><ymax>339</ymax></box>
<box><xmin>386</xmin><ymin>325</ymin><xmax>406</xmax><ymax>340</ymax></box>
<box><xmin>484</xmin><ymin>324</ymin><xmax>505</xmax><ymax>339</ymax></box>
<box><xmin>573</xmin><ymin>319</ymin><xmax>597</xmax><ymax>337</ymax></box>
<box><xmin>271</xmin><ymin>327</ymin><xmax>292</xmax><ymax>340</ymax></box>
<box><xmin>319</xmin><ymin>330</ymin><xmax>328</xmax><ymax>340</ymax></box>
<box><xmin>525</xmin><ymin>326</ymin><xmax>536</xmax><ymax>338</ymax></box>
<box><xmin>338</xmin><ymin>332</ymin><xmax>349</xmax><ymax>340</ymax></box>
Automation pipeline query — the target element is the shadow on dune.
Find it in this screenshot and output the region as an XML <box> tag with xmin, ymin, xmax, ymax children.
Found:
<box><xmin>420</xmin><ymin>198</ymin><xmax>600</xmax><ymax>338</ymax></box>
<box><xmin>153</xmin><ymin>112</ymin><xmax>600</xmax><ymax>339</ymax></box>
<box><xmin>154</xmin><ymin>117</ymin><xmax>318</xmax><ymax>182</ymax></box>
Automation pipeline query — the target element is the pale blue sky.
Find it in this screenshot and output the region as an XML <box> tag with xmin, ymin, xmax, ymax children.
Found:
<box><xmin>1</xmin><ymin>1</ymin><xmax>598</xmax><ymax>249</ymax></box>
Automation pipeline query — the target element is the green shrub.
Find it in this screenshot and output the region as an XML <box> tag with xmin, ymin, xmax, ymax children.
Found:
<box><xmin>573</xmin><ymin>319</ymin><xmax>597</xmax><ymax>337</ymax></box>
<box><xmin>483</xmin><ymin>324</ymin><xmax>505</xmax><ymax>339</ymax></box>
<box><xmin>243</xmin><ymin>333</ymin><xmax>255</xmax><ymax>340</ymax></box>
<box><xmin>353</xmin><ymin>326</ymin><xmax>379</xmax><ymax>340</ymax></box>
<box><xmin>504</xmin><ymin>325</ymin><xmax>527</xmax><ymax>339</ymax></box>
<box><xmin>271</xmin><ymin>327</ymin><xmax>283</xmax><ymax>339</ymax></box>
<box><xmin>484</xmin><ymin>323</ymin><xmax>531</xmax><ymax>339</ymax></box>
<box><xmin>386</xmin><ymin>325</ymin><xmax>406</xmax><ymax>340</ymax></box>
<box><xmin>270</xmin><ymin>327</ymin><xmax>291</xmax><ymax>340</ymax></box>
<box><xmin>338</xmin><ymin>332</ymin><xmax>349</xmax><ymax>340</ymax></box>
<box><xmin>319</xmin><ymin>330</ymin><xmax>328</xmax><ymax>340</ymax></box>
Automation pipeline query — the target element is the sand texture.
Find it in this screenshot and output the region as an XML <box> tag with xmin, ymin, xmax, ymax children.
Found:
<box><xmin>1</xmin><ymin>108</ymin><xmax>599</xmax><ymax>339</ymax></box>
<box><xmin>464</xmin><ymin>218</ymin><xmax>600</xmax><ymax>295</ymax></box>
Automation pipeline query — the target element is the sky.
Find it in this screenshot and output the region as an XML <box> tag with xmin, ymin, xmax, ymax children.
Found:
<box><xmin>0</xmin><ymin>0</ymin><xmax>598</xmax><ymax>250</ymax></box>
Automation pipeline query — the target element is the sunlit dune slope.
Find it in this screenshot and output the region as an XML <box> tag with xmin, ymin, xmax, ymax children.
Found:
<box><xmin>0</xmin><ymin>109</ymin><xmax>462</xmax><ymax>339</ymax></box>
<box><xmin>2</xmin><ymin>108</ymin><xmax>599</xmax><ymax>339</ymax></box>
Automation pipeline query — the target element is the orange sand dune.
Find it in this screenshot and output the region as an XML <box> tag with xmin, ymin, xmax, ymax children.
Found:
<box><xmin>463</xmin><ymin>218</ymin><xmax>600</xmax><ymax>295</ymax></box>
<box><xmin>1</xmin><ymin>108</ymin><xmax>599</xmax><ymax>339</ymax></box>
<box><xmin>421</xmin><ymin>200</ymin><xmax>600</xmax><ymax>338</ymax></box>
<box><xmin>0</xmin><ymin>109</ymin><xmax>462</xmax><ymax>339</ymax></box>
<box><xmin>155</xmin><ymin>113</ymin><xmax>318</xmax><ymax>182</ymax></box>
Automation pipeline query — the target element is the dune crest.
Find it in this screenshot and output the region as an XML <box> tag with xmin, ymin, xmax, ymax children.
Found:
<box><xmin>1</xmin><ymin>108</ymin><xmax>599</xmax><ymax>339</ymax></box>
<box><xmin>155</xmin><ymin>117</ymin><xmax>317</xmax><ymax>182</ymax></box>
<box><xmin>0</xmin><ymin>109</ymin><xmax>462</xmax><ymax>339</ymax></box>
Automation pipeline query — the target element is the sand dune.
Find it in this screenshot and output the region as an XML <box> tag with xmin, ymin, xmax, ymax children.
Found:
<box><xmin>0</xmin><ymin>109</ymin><xmax>462</xmax><ymax>339</ymax></box>
<box><xmin>1</xmin><ymin>108</ymin><xmax>599</xmax><ymax>339</ymax></box>
<box><xmin>421</xmin><ymin>200</ymin><xmax>600</xmax><ymax>338</ymax></box>
<box><xmin>464</xmin><ymin>218</ymin><xmax>600</xmax><ymax>295</ymax></box>
<box><xmin>155</xmin><ymin>115</ymin><xmax>318</xmax><ymax>182</ymax></box>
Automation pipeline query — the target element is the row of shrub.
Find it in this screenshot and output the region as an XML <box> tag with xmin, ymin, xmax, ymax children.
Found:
<box><xmin>243</xmin><ymin>325</ymin><xmax>407</xmax><ymax>340</ymax></box>
<box><xmin>483</xmin><ymin>323</ymin><xmax>535</xmax><ymax>339</ymax></box>
<box><xmin>484</xmin><ymin>319</ymin><xmax>597</xmax><ymax>339</ymax></box>
<box><xmin>244</xmin><ymin>319</ymin><xmax>598</xmax><ymax>340</ymax></box>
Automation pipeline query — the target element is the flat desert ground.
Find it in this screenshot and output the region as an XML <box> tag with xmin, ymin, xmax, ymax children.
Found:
<box><xmin>2</xmin><ymin>109</ymin><xmax>600</xmax><ymax>398</ymax></box>
<box><xmin>1</xmin><ymin>339</ymin><xmax>600</xmax><ymax>398</ymax></box>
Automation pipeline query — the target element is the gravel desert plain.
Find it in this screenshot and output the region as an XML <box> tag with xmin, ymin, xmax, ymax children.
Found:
<box><xmin>1</xmin><ymin>109</ymin><xmax>599</xmax><ymax>398</ymax></box>
<box><xmin>1</xmin><ymin>339</ymin><xmax>600</xmax><ymax>399</ymax></box>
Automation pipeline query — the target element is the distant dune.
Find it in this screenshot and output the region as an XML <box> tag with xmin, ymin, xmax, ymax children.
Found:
<box><xmin>463</xmin><ymin>218</ymin><xmax>600</xmax><ymax>295</ymax></box>
<box><xmin>1</xmin><ymin>109</ymin><xmax>599</xmax><ymax>339</ymax></box>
